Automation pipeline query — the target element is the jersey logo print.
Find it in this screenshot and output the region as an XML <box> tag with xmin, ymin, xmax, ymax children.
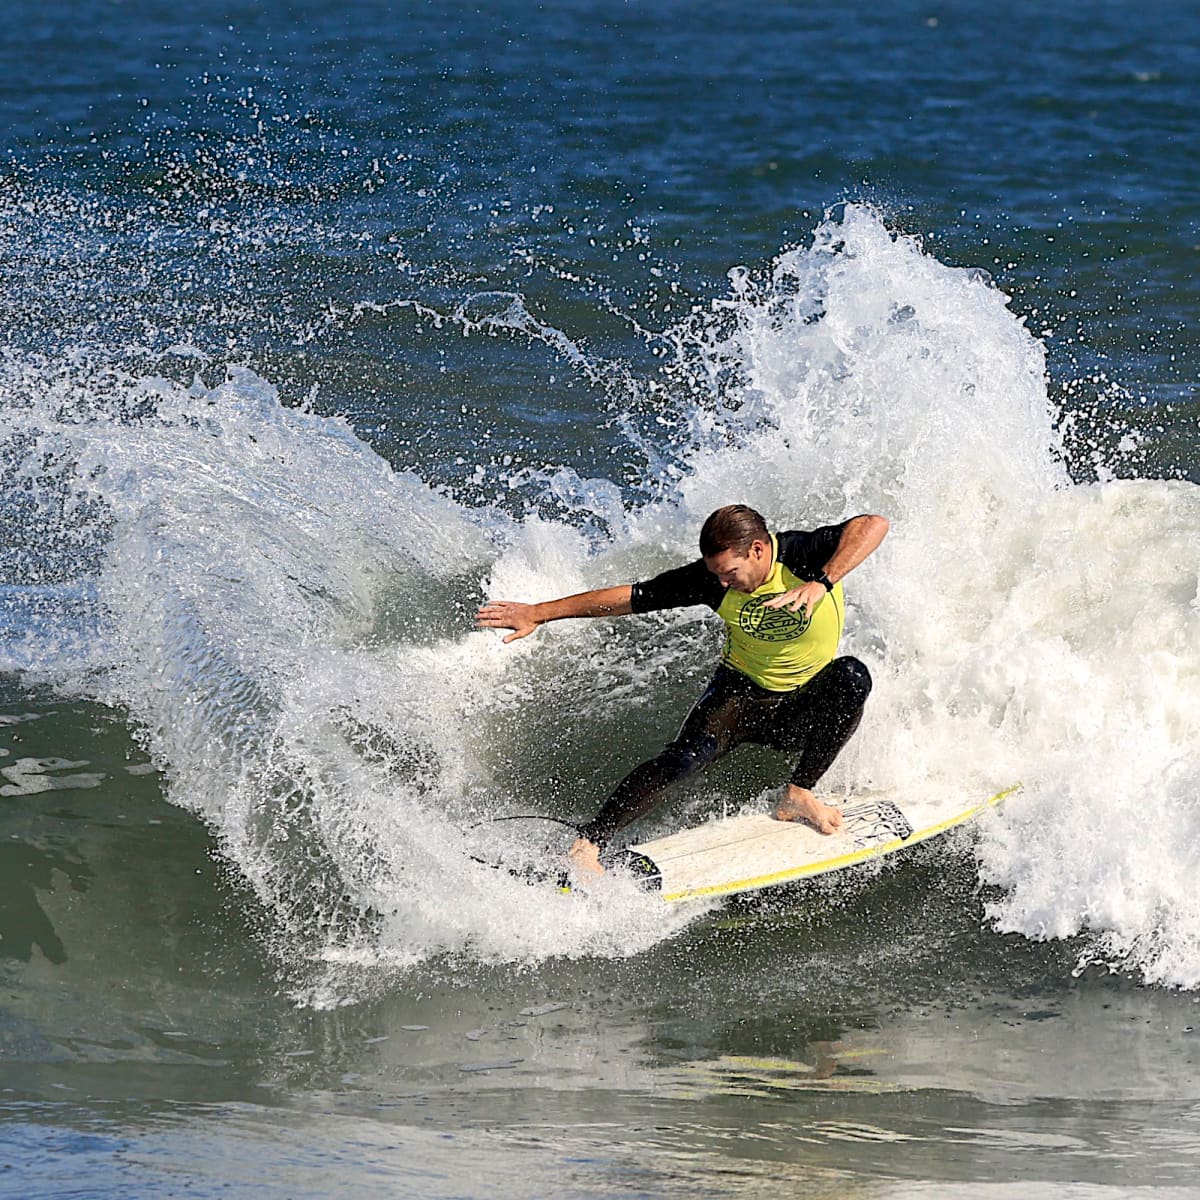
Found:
<box><xmin>736</xmin><ymin>594</ymin><xmax>810</xmax><ymax>642</ymax></box>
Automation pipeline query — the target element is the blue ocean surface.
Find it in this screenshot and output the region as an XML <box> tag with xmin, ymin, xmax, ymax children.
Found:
<box><xmin>2</xmin><ymin>2</ymin><xmax>1199</xmax><ymax>1197</ymax></box>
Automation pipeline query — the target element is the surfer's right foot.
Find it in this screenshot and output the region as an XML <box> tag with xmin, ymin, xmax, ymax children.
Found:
<box><xmin>775</xmin><ymin>784</ymin><xmax>843</xmax><ymax>834</ymax></box>
<box><xmin>568</xmin><ymin>836</ymin><xmax>605</xmax><ymax>878</ymax></box>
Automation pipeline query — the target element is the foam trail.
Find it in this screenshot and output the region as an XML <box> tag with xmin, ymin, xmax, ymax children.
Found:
<box><xmin>0</xmin><ymin>355</ymin><xmax>695</xmax><ymax>979</ymax></box>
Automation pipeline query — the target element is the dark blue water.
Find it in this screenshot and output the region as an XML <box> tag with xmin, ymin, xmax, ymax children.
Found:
<box><xmin>4</xmin><ymin>1</ymin><xmax>1197</xmax><ymax>475</ymax></box>
<box><xmin>2</xmin><ymin>3</ymin><xmax>1199</xmax><ymax>1196</ymax></box>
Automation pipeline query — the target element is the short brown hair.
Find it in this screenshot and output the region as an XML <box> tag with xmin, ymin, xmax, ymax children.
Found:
<box><xmin>699</xmin><ymin>505</ymin><xmax>769</xmax><ymax>557</ymax></box>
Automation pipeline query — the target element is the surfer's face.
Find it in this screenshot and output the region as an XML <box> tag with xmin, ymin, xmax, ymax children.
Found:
<box><xmin>704</xmin><ymin>539</ymin><xmax>772</xmax><ymax>593</ymax></box>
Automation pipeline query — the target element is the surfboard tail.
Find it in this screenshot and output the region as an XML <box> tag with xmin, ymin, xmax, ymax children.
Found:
<box><xmin>606</xmin><ymin>848</ymin><xmax>663</xmax><ymax>892</ymax></box>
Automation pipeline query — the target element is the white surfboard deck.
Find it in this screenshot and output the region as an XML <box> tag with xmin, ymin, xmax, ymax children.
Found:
<box><xmin>629</xmin><ymin>784</ymin><xmax>1019</xmax><ymax>903</ymax></box>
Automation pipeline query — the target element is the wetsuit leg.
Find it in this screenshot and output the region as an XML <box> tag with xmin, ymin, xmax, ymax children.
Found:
<box><xmin>578</xmin><ymin>667</ymin><xmax>760</xmax><ymax>850</ymax></box>
<box><xmin>760</xmin><ymin>656</ymin><xmax>872</xmax><ymax>789</ymax></box>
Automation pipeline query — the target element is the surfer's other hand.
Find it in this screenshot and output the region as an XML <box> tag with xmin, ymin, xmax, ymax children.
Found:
<box><xmin>476</xmin><ymin>600</ymin><xmax>539</xmax><ymax>643</ymax></box>
<box><xmin>762</xmin><ymin>581</ymin><xmax>825</xmax><ymax>614</ymax></box>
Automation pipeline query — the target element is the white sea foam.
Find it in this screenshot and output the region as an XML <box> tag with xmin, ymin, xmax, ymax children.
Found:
<box><xmin>629</xmin><ymin>207</ymin><xmax>1200</xmax><ymax>987</ymax></box>
<box><xmin>2</xmin><ymin>205</ymin><xmax>1197</xmax><ymax>985</ymax></box>
<box><xmin>628</xmin><ymin>208</ymin><xmax>1200</xmax><ymax>987</ymax></box>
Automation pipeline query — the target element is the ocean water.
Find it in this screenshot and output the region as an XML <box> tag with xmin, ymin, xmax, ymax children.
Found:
<box><xmin>2</xmin><ymin>2</ymin><xmax>1199</xmax><ymax>1196</ymax></box>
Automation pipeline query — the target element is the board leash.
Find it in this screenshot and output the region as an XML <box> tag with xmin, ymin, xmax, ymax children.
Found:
<box><xmin>465</xmin><ymin>815</ymin><xmax>661</xmax><ymax>893</ymax></box>
<box><xmin>465</xmin><ymin>814</ymin><xmax>581</xmax><ymax>892</ymax></box>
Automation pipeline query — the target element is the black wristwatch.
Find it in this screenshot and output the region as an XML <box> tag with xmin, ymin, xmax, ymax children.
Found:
<box><xmin>815</xmin><ymin>571</ymin><xmax>834</xmax><ymax>593</ymax></box>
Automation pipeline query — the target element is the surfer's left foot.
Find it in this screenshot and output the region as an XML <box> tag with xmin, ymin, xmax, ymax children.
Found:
<box><xmin>568</xmin><ymin>836</ymin><xmax>605</xmax><ymax>878</ymax></box>
<box><xmin>775</xmin><ymin>785</ymin><xmax>843</xmax><ymax>834</ymax></box>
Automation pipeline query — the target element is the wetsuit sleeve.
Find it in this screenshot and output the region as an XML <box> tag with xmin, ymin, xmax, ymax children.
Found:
<box><xmin>776</xmin><ymin>522</ymin><xmax>852</xmax><ymax>579</ymax></box>
<box><xmin>629</xmin><ymin>558</ymin><xmax>724</xmax><ymax>613</ymax></box>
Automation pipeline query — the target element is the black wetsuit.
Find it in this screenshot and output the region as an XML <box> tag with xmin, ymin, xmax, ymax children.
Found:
<box><xmin>578</xmin><ymin>524</ymin><xmax>873</xmax><ymax>850</ymax></box>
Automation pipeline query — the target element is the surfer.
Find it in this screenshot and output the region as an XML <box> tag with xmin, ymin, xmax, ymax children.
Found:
<box><xmin>477</xmin><ymin>505</ymin><xmax>888</xmax><ymax>876</ymax></box>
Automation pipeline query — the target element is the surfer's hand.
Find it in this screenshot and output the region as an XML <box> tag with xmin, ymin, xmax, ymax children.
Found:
<box><xmin>762</xmin><ymin>580</ymin><xmax>826</xmax><ymax>615</ymax></box>
<box><xmin>476</xmin><ymin>600</ymin><xmax>540</xmax><ymax>643</ymax></box>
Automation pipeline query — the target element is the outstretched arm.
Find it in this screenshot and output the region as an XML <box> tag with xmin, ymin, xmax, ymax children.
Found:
<box><xmin>476</xmin><ymin>585</ymin><xmax>634</xmax><ymax>643</ymax></box>
<box><xmin>763</xmin><ymin>514</ymin><xmax>890</xmax><ymax>613</ymax></box>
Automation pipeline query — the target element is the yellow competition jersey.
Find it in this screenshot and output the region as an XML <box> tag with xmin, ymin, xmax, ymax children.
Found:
<box><xmin>715</xmin><ymin>535</ymin><xmax>844</xmax><ymax>691</ymax></box>
<box><xmin>628</xmin><ymin>523</ymin><xmax>852</xmax><ymax>693</ymax></box>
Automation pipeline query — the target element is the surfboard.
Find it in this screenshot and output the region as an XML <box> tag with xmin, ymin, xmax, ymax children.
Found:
<box><xmin>625</xmin><ymin>784</ymin><xmax>1018</xmax><ymax>903</ymax></box>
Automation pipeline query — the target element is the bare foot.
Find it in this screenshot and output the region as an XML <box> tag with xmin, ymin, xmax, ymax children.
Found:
<box><xmin>568</xmin><ymin>836</ymin><xmax>605</xmax><ymax>878</ymax></box>
<box><xmin>774</xmin><ymin>785</ymin><xmax>843</xmax><ymax>834</ymax></box>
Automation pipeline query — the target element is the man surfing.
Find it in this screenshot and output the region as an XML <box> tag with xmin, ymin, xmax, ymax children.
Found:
<box><xmin>476</xmin><ymin>505</ymin><xmax>889</xmax><ymax>877</ymax></box>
